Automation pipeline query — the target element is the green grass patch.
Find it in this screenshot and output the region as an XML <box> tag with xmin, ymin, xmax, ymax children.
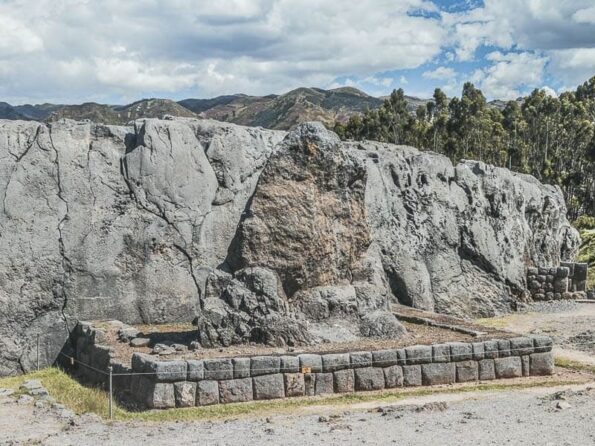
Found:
<box><xmin>554</xmin><ymin>357</ymin><xmax>595</xmax><ymax>374</ymax></box>
<box><xmin>0</xmin><ymin>367</ymin><xmax>584</xmax><ymax>422</ymax></box>
<box><xmin>577</xmin><ymin>228</ymin><xmax>594</xmax><ymax>289</ymax></box>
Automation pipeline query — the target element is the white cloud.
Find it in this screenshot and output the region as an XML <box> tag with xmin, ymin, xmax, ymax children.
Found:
<box><xmin>423</xmin><ymin>66</ymin><xmax>456</xmax><ymax>80</ymax></box>
<box><xmin>573</xmin><ymin>6</ymin><xmax>595</xmax><ymax>24</ymax></box>
<box><xmin>472</xmin><ymin>51</ymin><xmax>548</xmax><ymax>100</ymax></box>
<box><xmin>0</xmin><ymin>14</ymin><xmax>43</xmax><ymax>57</ymax></box>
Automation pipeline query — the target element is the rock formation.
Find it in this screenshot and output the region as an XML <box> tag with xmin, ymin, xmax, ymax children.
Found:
<box><xmin>0</xmin><ymin>118</ymin><xmax>580</xmax><ymax>375</ymax></box>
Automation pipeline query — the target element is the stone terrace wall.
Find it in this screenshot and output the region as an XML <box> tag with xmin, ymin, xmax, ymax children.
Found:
<box><xmin>527</xmin><ymin>263</ymin><xmax>588</xmax><ymax>300</ymax></box>
<box><xmin>71</xmin><ymin>323</ymin><xmax>554</xmax><ymax>410</ymax></box>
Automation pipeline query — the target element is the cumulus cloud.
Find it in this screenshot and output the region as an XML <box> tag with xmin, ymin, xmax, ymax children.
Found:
<box><xmin>423</xmin><ymin>67</ymin><xmax>456</xmax><ymax>80</ymax></box>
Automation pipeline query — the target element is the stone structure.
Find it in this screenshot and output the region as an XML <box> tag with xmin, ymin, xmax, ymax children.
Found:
<box><xmin>0</xmin><ymin>118</ymin><xmax>580</xmax><ymax>376</ymax></box>
<box><xmin>526</xmin><ymin>263</ymin><xmax>588</xmax><ymax>300</ymax></box>
<box><xmin>72</xmin><ymin>322</ymin><xmax>554</xmax><ymax>409</ymax></box>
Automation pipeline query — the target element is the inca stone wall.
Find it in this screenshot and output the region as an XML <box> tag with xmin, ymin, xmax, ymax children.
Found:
<box><xmin>526</xmin><ymin>263</ymin><xmax>588</xmax><ymax>300</ymax></box>
<box><xmin>0</xmin><ymin>118</ymin><xmax>580</xmax><ymax>376</ymax></box>
<box><xmin>73</xmin><ymin>322</ymin><xmax>555</xmax><ymax>409</ymax></box>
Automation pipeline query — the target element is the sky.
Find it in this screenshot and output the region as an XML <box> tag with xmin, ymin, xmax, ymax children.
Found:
<box><xmin>1</xmin><ymin>0</ymin><xmax>594</xmax><ymax>105</ymax></box>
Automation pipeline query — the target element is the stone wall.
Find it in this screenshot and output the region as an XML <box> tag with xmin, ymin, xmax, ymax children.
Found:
<box><xmin>72</xmin><ymin>322</ymin><xmax>554</xmax><ymax>410</ymax></box>
<box><xmin>527</xmin><ymin>263</ymin><xmax>588</xmax><ymax>300</ymax></box>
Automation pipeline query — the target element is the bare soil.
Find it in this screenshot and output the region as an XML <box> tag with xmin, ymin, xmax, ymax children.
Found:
<box><xmin>97</xmin><ymin>313</ymin><xmax>511</xmax><ymax>365</ymax></box>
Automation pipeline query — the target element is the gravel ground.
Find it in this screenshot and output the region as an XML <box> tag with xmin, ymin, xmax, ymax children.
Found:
<box><xmin>2</xmin><ymin>382</ymin><xmax>594</xmax><ymax>445</ymax></box>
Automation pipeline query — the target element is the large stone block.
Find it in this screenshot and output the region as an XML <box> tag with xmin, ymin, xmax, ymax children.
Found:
<box><xmin>251</xmin><ymin>356</ymin><xmax>280</xmax><ymax>376</ymax></box>
<box><xmin>350</xmin><ymin>351</ymin><xmax>373</xmax><ymax>368</ymax></box>
<box><xmin>298</xmin><ymin>354</ymin><xmax>322</xmax><ymax>373</ymax></box>
<box><xmin>304</xmin><ymin>373</ymin><xmax>316</xmax><ymax>396</ymax></box>
<box><xmin>146</xmin><ymin>382</ymin><xmax>176</xmax><ymax>409</ymax></box>
<box><xmin>396</xmin><ymin>349</ymin><xmax>406</xmax><ymax>366</ymax></box>
<box><xmin>553</xmin><ymin>277</ymin><xmax>568</xmax><ymax>293</ymax></box>
<box><xmin>529</xmin><ymin>352</ymin><xmax>554</xmax><ymax>376</ymax></box>
<box><xmin>174</xmin><ymin>382</ymin><xmax>196</xmax><ymax>407</ymax></box>
<box><xmin>333</xmin><ymin>369</ymin><xmax>354</xmax><ymax>393</ymax></box>
<box><xmin>405</xmin><ymin>345</ymin><xmax>432</xmax><ymax>365</ymax></box>
<box><xmin>204</xmin><ymin>359</ymin><xmax>233</xmax><ymax>381</ymax></box>
<box><xmin>383</xmin><ymin>365</ymin><xmax>403</xmax><ymax>388</ymax></box>
<box><xmin>497</xmin><ymin>340</ymin><xmax>511</xmax><ymax>358</ymax></box>
<box><xmin>186</xmin><ymin>360</ymin><xmax>204</xmax><ymax>381</ymax></box>
<box><xmin>483</xmin><ymin>341</ymin><xmax>499</xmax><ymax>359</ymax></box>
<box><xmin>354</xmin><ymin>367</ymin><xmax>385</xmax><ymax>391</ymax></box>
<box><xmin>432</xmin><ymin>344</ymin><xmax>450</xmax><ymax>363</ymax></box>
<box><xmin>456</xmin><ymin>361</ymin><xmax>478</xmax><ymax>382</ymax></box>
<box><xmin>448</xmin><ymin>343</ymin><xmax>472</xmax><ymax>361</ymax></box>
<box><xmin>402</xmin><ymin>365</ymin><xmax>422</xmax><ymax>386</ymax></box>
<box><xmin>521</xmin><ymin>356</ymin><xmax>530</xmax><ymax>377</ymax></box>
<box><xmin>197</xmin><ymin>380</ymin><xmax>219</xmax><ymax>406</ymax></box>
<box><xmin>372</xmin><ymin>349</ymin><xmax>398</xmax><ymax>367</ymax></box>
<box><xmin>137</xmin><ymin>356</ymin><xmax>187</xmax><ymax>382</ymax></box>
<box><xmin>322</xmin><ymin>353</ymin><xmax>350</xmax><ymax>372</ymax></box>
<box><xmin>472</xmin><ymin>342</ymin><xmax>485</xmax><ymax>360</ymax></box>
<box><xmin>478</xmin><ymin>359</ymin><xmax>495</xmax><ymax>380</ymax></box>
<box><xmin>315</xmin><ymin>373</ymin><xmax>334</xmax><ymax>395</ymax></box>
<box><xmin>532</xmin><ymin>336</ymin><xmax>553</xmax><ymax>353</ymax></box>
<box><xmin>233</xmin><ymin>358</ymin><xmax>251</xmax><ymax>379</ymax></box>
<box><xmin>509</xmin><ymin>337</ymin><xmax>533</xmax><ymax>356</ymax></box>
<box><xmin>421</xmin><ymin>363</ymin><xmax>456</xmax><ymax>385</ymax></box>
<box><xmin>280</xmin><ymin>356</ymin><xmax>299</xmax><ymax>373</ymax></box>
<box><xmin>219</xmin><ymin>378</ymin><xmax>253</xmax><ymax>404</ymax></box>
<box><xmin>253</xmin><ymin>374</ymin><xmax>285</xmax><ymax>400</ymax></box>
<box><xmin>494</xmin><ymin>357</ymin><xmax>522</xmax><ymax>379</ymax></box>
<box><xmin>284</xmin><ymin>373</ymin><xmax>305</xmax><ymax>397</ymax></box>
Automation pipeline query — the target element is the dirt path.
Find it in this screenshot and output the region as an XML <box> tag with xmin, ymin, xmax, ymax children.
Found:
<box><xmin>2</xmin><ymin>378</ymin><xmax>594</xmax><ymax>446</ymax></box>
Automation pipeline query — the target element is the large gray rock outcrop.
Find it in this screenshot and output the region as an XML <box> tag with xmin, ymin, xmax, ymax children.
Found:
<box><xmin>0</xmin><ymin>118</ymin><xmax>580</xmax><ymax>375</ymax></box>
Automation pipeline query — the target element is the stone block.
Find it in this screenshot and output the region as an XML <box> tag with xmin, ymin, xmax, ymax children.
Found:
<box><xmin>383</xmin><ymin>365</ymin><xmax>403</xmax><ymax>388</ymax></box>
<box><xmin>372</xmin><ymin>349</ymin><xmax>398</xmax><ymax>367</ymax></box>
<box><xmin>405</xmin><ymin>345</ymin><xmax>432</xmax><ymax>365</ymax></box>
<box><xmin>494</xmin><ymin>357</ymin><xmax>522</xmax><ymax>379</ymax></box>
<box><xmin>186</xmin><ymin>360</ymin><xmax>204</xmax><ymax>381</ymax></box>
<box><xmin>472</xmin><ymin>342</ymin><xmax>485</xmax><ymax>360</ymax></box>
<box><xmin>545</xmin><ymin>291</ymin><xmax>554</xmax><ymax>300</ymax></box>
<box><xmin>553</xmin><ymin>278</ymin><xmax>568</xmax><ymax>293</ymax></box>
<box><xmin>555</xmin><ymin>267</ymin><xmax>570</xmax><ymax>278</ymax></box>
<box><xmin>204</xmin><ymin>359</ymin><xmax>233</xmax><ymax>381</ymax></box>
<box><xmin>554</xmin><ymin>293</ymin><xmax>562</xmax><ymax>300</ymax></box>
<box><xmin>322</xmin><ymin>353</ymin><xmax>350</xmax><ymax>372</ymax></box>
<box><xmin>233</xmin><ymin>358</ymin><xmax>251</xmax><ymax>379</ymax></box>
<box><xmin>483</xmin><ymin>340</ymin><xmax>499</xmax><ymax>359</ymax></box>
<box><xmin>299</xmin><ymin>354</ymin><xmax>322</xmax><ymax>373</ymax></box>
<box><xmin>527</xmin><ymin>267</ymin><xmax>538</xmax><ymax>275</ymax></box>
<box><xmin>333</xmin><ymin>369</ymin><xmax>355</xmax><ymax>393</ymax></box>
<box><xmin>497</xmin><ymin>339</ymin><xmax>511</xmax><ymax>358</ymax></box>
<box><xmin>315</xmin><ymin>373</ymin><xmax>334</xmax><ymax>395</ymax></box>
<box><xmin>396</xmin><ymin>349</ymin><xmax>406</xmax><ymax>366</ymax></box>
<box><xmin>561</xmin><ymin>262</ymin><xmax>575</xmax><ymax>276</ymax></box>
<box><xmin>219</xmin><ymin>378</ymin><xmax>253</xmax><ymax>404</ymax></box>
<box><xmin>536</xmin><ymin>274</ymin><xmax>546</xmax><ymax>283</ymax></box>
<box><xmin>354</xmin><ymin>367</ymin><xmax>385</xmax><ymax>391</ymax></box>
<box><xmin>421</xmin><ymin>363</ymin><xmax>456</xmax><ymax>385</ymax></box>
<box><xmin>521</xmin><ymin>356</ymin><xmax>530</xmax><ymax>377</ymax></box>
<box><xmin>432</xmin><ymin>344</ymin><xmax>450</xmax><ymax>363</ymax></box>
<box><xmin>350</xmin><ymin>351</ymin><xmax>373</xmax><ymax>368</ymax></box>
<box><xmin>402</xmin><ymin>365</ymin><xmax>422</xmax><ymax>386</ymax></box>
<box><xmin>574</xmin><ymin>263</ymin><xmax>588</xmax><ymax>281</ymax></box>
<box><xmin>546</xmin><ymin>274</ymin><xmax>555</xmax><ymax>283</ymax></box>
<box><xmin>456</xmin><ymin>361</ymin><xmax>478</xmax><ymax>382</ymax></box>
<box><xmin>280</xmin><ymin>356</ymin><xmax>299</xmax><ymax>373</ymax></box>
<box><xmin>304</xmin><ymin>373</ymin><xmax>316</xmax><ymax>396</ymax></box>
<box><xmin>529</xmin><ymin>280</ymin><xmax>540</xmax><ymax>290</ymax></box>
<box><xmin>529</xmin><ymin>352</ymin><xmax>554</xmax><ymax>376</ymax></box>
<box><xmin>174</xmin><ymin>382</ymin><xmax>196</xmax><ymax>407</ymax></box>
<box><xmin>251</xmin><ymin>356</ymin><xmax>280</xmax><ymax>376</ymax></box>
<box><xmin>532</xmin><ymin>336</ymin><xmax>553</xmax><ymax>353</ymax></box>
<box><xmin>145</xmin><ymin>382</ymin><xmax>176</xmax><ymax>409</ymax></box>
<box><xmin>449</xmin><ymin>342</ymin><xmax>472</xmax><ymax>361</ymax></box>
<box><xmin>509</xmin><ymin>337</ymin><xmax>533</xmax><ymax>356</ymax></box>
<box><xmin>253</xmin><ymin>374</ymin><xmax>285</xmax><ymax>400</ymax></box>
<box><xmin>145</xmin><ymin>358</ymin><xmax>187</xmax><ymax>382</ymax></box>
<box><xmin>197</xmin><ymin>380</ymin><xmax>219</xmax><ymax>406</ymax></box>
<box><xmin>478</xmin><ymin>359</ymin><xmax>495</xmax><ymax>380</ymax></box>
<box><xmin>284</xmin><ymin>373</ymin><xmax>305</xmax><ymax>397</ymax></box>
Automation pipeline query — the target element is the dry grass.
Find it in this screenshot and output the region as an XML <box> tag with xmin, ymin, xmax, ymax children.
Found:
<box><xmin>555</xmin><ymin>357</ymin><xmax>595</xmax><ymax>374</ymax></box>
<box><xmin>1</xmin><ymin>367</ymin><xmax>590</xmax><ymax>423</ymax></box>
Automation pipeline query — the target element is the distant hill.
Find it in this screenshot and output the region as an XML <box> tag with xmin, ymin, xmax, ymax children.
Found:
<box><xmin>1</xmin><ymin>88</ymin><xmax>432</xmax><ymax>129</ymax></box>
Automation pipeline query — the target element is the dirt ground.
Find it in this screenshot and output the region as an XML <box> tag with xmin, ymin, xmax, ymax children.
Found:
<box><xmin>2</xmin><ymin>372</ymin><xmax>594</xmax><ymax>446</ymax></box>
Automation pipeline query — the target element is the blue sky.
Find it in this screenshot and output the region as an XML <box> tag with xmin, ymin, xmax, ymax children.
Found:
<box><xmin>0</xmin><ymin>0</ymin><xmax>594</xmax><ymax>104</ymax></box>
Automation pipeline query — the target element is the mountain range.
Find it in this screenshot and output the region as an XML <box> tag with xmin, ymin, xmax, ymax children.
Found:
<box><xmin>0</xmin><ymin>87</ymin><xmax>429</xmax><ymax>130</ymax></box>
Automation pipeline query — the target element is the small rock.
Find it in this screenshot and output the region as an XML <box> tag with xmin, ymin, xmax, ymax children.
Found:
<box><xmin>189</xmin><ymin>341</ymin><xmax>201</xmax><ymax>351</ymax></box>
<box><xmin>130</xmin><ymin>337</ymin><xmax>151</xmax><ymax>347</ymax></box>
<box><xmin>20</xmin><ymin>380</ymin><xmax>43</xmax><ymax>391</ymax></box>
<box><xmin>556</xmin><ymin>401</ymin><xmax>571</xmax><ymax>410</ymax></box>
<box><xmin>29</xmin><ymin>387</ymin><xmax>49</xmax><ymax>397</ymax></box>
<box><xmin>172</xmin><ymin>343</ymin><xmax>188</xmax><ymax>352</ymax></box>
<box><xmin>152</xmin><ymin>343</ymin><xmax>176</xmax><ymax>355</ymax></box>
<box><xmin>0</xmin><ymin>388</ymin><xmax>14</xmax><ymax>397</ymax></box>
<box><xmin>318</xmin><ymin>416</ymin><xmax>329</xmax><ymax>423</ymax></box>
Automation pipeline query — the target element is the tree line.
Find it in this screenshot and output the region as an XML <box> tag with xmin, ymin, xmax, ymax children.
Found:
<box><xmin>333</xmin><ymin>77</ymin><xmax>595</xmax><ymax>221</ymax></box>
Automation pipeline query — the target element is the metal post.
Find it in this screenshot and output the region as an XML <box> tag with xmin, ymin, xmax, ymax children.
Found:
<box><xmin>36</xmin><ymin>335</ymin><xmax>40</xmax><ymax>371</ymax></box>
<box><xmin>108</xmin><ymin>366</ymin><xmax>113</xmax><ymax>420</ymax></box>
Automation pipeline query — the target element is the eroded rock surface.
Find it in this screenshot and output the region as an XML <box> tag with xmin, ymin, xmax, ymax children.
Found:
<box><xmin>0</xmin><ymin>118</ymin><xmax>580</xmax><ymax>375</ymax></box>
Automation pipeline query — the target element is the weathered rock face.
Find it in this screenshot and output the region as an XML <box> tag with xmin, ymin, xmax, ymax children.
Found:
<box><xmin>0</xmin><ymin>118</ymin><xmax>580</xmax><ymax>375</ymax></box>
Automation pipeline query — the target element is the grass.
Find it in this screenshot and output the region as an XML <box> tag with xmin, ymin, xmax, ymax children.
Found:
<box><xmin>0</xmin><ymin>367</ymin><xmax>590</xmax><ymax>423</ymax></box>
<box><xmin>577</xmin><ymin>228</ymin><xmax>594</xmax><ymax>290</ymax></box>
<box><xmin>555</xmin><ymin>357</ymin><xmax>595</xmax><ymax>374</ymax></box>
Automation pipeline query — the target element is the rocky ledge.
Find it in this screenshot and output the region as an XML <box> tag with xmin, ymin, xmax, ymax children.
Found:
<box><xmin>0</xmin><ymin>118</ymin><xmax>579</xmax><ymax>375</ymax></box>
